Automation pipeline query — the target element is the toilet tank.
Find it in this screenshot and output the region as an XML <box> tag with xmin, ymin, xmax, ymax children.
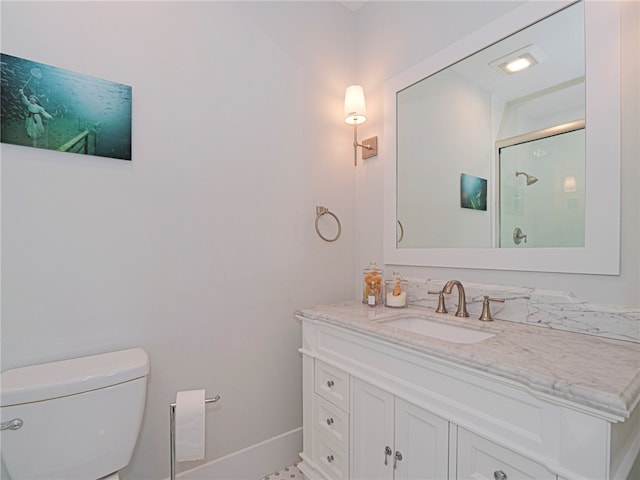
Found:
<box><xmin>0</xmin><ymin>348</ymin><xmax>149</xmax><ymax>480</ymax></box>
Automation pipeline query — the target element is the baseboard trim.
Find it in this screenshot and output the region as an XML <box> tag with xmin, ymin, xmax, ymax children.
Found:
<box><xmin>165</xmin><ymin>427</ymin><xmax>302</xmax><ymax>480</ymax></box>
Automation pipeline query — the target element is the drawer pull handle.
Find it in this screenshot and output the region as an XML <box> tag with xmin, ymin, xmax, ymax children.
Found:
<box><xmin>384</xmin><ymin>446</ymin><xmax>392</xmax><ymax>465</ymax></box>
<box><xmin>326</xmin><ymin>417</ymin><xmax>334</xmax><ymax>426</ymax></box>
<box><xmin>394</xmin><ymin>451</ymin><xmax>403</xmax><ymax>470</ymax></box>
<box><xmin>494</xmin><ymin>471</ymin><xmax>507</xmax><ymax>480</ymax></box>
<box><xmin>327</xmin><ymin>455</ymin><xmax>334</xmax><ymax>463</ymax></box>
<box><xmin>327</xmin><ymin>380</ymin><xmax>335</xmax><ymax>388</ymax></box>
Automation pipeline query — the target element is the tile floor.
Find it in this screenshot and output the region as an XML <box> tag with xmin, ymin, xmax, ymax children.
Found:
<box><xmin>263</xmin><ymin>463</ymin><xmax>304</xmax><ymax>480</ymax></box>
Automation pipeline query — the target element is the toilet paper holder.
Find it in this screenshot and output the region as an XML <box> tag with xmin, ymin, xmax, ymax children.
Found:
<box><xmin>169</xmin><ymin>394</ymin><xmax>221</xmax><ymax>480</ymax></box>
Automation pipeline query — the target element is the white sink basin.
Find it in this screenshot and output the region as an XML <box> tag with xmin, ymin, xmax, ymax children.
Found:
<box><xmin>379</xmin><ymin>316</ymin><xmax>495</xmax><ymax>344</ymax></box>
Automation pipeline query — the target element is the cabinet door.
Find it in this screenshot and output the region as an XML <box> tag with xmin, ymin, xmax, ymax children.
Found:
<box><xmin>457</xmin><ymin>427</ymin><xmax>557</xmax><ymax>480</ymax></box>
<box><xmin>394</xmin><ymin>398</ymin><xmax>449</xmax><ymax>480</ymax></box>
<box><xmin>351</xmin><ymin>379</ymin><xmax>395</xmax><ymax>480</ymax></box>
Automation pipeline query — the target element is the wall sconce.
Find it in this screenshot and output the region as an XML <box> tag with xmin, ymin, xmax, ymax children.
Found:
<box><xmin>344</xmin><ymin>85</ymin><xmax>378</xmax><ymax>166</ymax></box>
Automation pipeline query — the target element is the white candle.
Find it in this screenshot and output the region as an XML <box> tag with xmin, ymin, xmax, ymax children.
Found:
<box><xmin>386</xmin><ymin>291</ymin><xmax>407</xmax><ymax>307</ymax></box>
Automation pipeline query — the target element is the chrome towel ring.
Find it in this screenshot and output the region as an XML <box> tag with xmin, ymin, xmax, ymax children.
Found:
<box><xmin>315</xmin><ymin>206</ymin><xmax>341</xmax><ymax>242</ymax></box>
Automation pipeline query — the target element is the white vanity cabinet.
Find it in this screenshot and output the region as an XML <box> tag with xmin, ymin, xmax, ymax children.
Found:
<box><xmin>351</xmin><ymin>379</ymin><xmax>449</xmax><ymax>480</ymax></box>
<box><xmin>456</xmin><ymin>427</ymin><xmax>558</xmax><ymax>480</ymax></box>
<box><xmin>298</xmin><ymin>311</ymin><xmax>639</xmax><ymax>480</ymax></box>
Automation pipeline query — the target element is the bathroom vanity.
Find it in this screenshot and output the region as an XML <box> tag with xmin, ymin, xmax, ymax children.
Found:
<box><xmin>296</xmin><ymin>301</ymin><xmax>640</xmax><ymax>480</ymax></box>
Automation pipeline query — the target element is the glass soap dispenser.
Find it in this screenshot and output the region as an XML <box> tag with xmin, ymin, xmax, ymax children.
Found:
<box><xmin>362</xmin><ymin>262</ymin><xmax>383</xmax><ymax>305</ymax></box>
<box><xmin>385</xmin><ymin>271</ymin><xmax>407</xmax><ymax>308</ymax></box>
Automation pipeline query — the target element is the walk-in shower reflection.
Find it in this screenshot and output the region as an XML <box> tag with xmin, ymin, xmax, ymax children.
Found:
<box><xmin>498</xmin><ymin>122</ymin><xmax>585</xmax><ymax>248</ymax></box>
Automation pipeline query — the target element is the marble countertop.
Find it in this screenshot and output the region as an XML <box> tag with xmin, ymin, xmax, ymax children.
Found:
<box><xmin>295</xmin><ymin>301</ymin><xmax>640</xmax><ymax>419</ymax></box>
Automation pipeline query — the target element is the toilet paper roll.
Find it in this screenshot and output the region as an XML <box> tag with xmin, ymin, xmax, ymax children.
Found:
<box><xmin>175</xmin><ymin>389</ymin><xmax>206</xmax><ymax>462</ymax></box>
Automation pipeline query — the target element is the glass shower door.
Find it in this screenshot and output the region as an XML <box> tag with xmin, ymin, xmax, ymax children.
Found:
<box><xmin>498</xmin><ymin>127</ymin><xmax>585</xmax><ymax>248</ymax></box>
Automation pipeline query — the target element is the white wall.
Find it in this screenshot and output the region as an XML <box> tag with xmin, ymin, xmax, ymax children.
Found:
<box><xmin>1</xmin><ymin>1</ymin><xmax>358</xmax><ymax>479</ymax></box>
<box><xmin>1</xmin><ymin>1</ymin><xmax>638</xmax><ymax>479</ymax></box>
<box><xmin>354</xmin><ymin>0</ymin><xmax>640</xmax><ymax>307</ymax></box>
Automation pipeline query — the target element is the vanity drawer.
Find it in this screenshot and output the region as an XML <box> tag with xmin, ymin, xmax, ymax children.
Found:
<box><xmin>313</xmin><ymin>430</ymin><xmax>349</xmax><ymax>480</ymax></box>
<box><xmin>314</xmin><ymin>360</ymin><xmax>349</xmax><ymax>412</ymax></box>
<box><xmin>313</xmin><ymin>394</ymin><xmax>349</xmax><ymax>450</ymax></box>
<box><xmin>457</xmin><ymin>427</ymin><xmax>557</xmax><ymax>480</ymax></box>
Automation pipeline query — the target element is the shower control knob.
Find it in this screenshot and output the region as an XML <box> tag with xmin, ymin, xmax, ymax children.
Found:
<box><xmin>513</xmin><ymin>227</ymin><xmax>528</xmax><ymax>245</ymax></box>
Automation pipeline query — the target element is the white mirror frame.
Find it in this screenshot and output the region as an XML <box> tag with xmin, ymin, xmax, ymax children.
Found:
<box><xmin>383</xmin><ymin>0</ymin><xmax>620</xmax><ymax>275</ymax></box>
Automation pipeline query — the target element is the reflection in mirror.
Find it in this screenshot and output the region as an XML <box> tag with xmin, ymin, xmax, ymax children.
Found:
<box><xmin>498</xmin><ymin>120</ymin><xmax>585</xmax><ymax>248</ymax></box>
<box><xmin>383</xmin><ymin>0</ymin><xmax>621</xmax><ymax>274</ymax></box>
<box><xmin>396</xmin><ymin>1</ymin><xmax>584</xmax><ymax>249</ymax></box>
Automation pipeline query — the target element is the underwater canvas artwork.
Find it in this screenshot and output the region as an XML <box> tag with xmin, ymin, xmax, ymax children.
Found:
<box><xmin>460</xmin><ymin>173</ymin><xmax>487</xmax><ymax>211</ymax></box>
<box><xmin>1</xmin><ymin>53</ymin><xmax>132</xmax><ymax>160</ymax></box>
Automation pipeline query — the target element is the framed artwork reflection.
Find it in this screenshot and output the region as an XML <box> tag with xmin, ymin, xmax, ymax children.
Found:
<box><xmin>460</xmin><ymin>173</ymin><xmax>487</xmax><ymax>211</ymax></box>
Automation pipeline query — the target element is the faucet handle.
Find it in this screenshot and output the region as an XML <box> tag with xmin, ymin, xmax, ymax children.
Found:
<box><xmin>479</xmin><ymin>296</ymin><xmax>505</xmax><ymax>322</ymax></box>
<box><xmin>427</xmin><ymin>290</ymin><xmax>447</xmax><ymax>314</ymax></box>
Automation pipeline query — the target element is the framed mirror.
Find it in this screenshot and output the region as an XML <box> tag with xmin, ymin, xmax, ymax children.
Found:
<box><xmin>383</xmin><ymin>0</ymin><xmax>620</xmax><ymax>274</ymax></box>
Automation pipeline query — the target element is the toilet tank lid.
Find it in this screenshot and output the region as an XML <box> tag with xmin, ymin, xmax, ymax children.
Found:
<box><xmin>0</xmin><ymin>348</ymin><xmax>149</xmax><ymax>407</ymax></box>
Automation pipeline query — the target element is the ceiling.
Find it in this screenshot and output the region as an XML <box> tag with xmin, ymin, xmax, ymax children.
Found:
<box><xmin>447</xmin><ymin>2</ymin><xmax>584</xmax><ymax>120</ymax></box>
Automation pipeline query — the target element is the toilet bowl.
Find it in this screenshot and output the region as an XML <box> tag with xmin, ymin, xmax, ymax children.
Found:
<box><xmin>0</xmin><ymin>348</ymin><xmax>149</xmax><ymax>480</ymax></box>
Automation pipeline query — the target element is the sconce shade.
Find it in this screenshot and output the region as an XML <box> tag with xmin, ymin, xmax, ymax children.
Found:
<box><xmin>344</xmin><ymin>85</ymin><xmax>367</xmax><ymax>125</ymax></box>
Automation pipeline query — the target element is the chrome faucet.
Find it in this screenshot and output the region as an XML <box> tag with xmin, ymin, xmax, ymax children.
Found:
<box><xmin>443</xmin><ymin>280</ymin><xmax>469</xmax><ymax>317</ymax></box>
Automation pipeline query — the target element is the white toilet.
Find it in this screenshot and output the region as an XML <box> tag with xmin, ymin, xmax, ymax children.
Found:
<box><xmin>0</xmin><ymin>348</ymin><xmax>149</xmax><ymax>480</ymax></box>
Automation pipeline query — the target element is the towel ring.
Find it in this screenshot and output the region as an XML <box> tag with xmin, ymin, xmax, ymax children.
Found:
<box><xmin>315</xmin><ymin>206</ymin><xmax>341</xmax><ymax>242</ymax></box>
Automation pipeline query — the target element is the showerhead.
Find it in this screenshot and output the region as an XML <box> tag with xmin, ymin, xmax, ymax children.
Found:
<box><xmin>515</xmin><ymin>171</ymin><xmax>538</xmax><ymax>186</ymax></box>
